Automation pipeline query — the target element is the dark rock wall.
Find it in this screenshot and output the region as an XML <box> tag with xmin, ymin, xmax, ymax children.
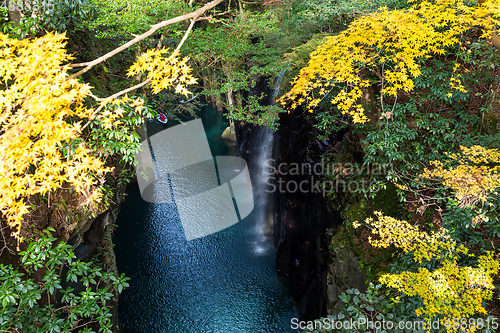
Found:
<box><xmin>273</xmin><ymin>106</ymin><xmax>343</xmax><ymax>320</ymax></box>
<box><xmin>327</xmin><ymin>246</ymin><xmax>368</xmax><ymax>314</ymax></box>
<box><xmin>65</xmin><ymin>192</ymin><xmax>125</xmax><ymax>332</ymax></box>
<box><xmin>221</xmin><ymin>65</ymin><xmax>350</xmax><ymax>320</ymax></box>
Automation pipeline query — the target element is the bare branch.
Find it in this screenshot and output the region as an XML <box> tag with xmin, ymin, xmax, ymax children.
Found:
<box><xmin>87</xmin><ymin>16</ymin><xmax>196</xmax><ymax>113</ymax></box>
<box><xmin>174</xmin><ymin>18</ymin><xmax>196</xmax><ymax>55</ymax></box>
<box><xmin>91</xmin><ymin>78</ymin><xmax>151</xmax><ymax>102</ymax></box>
<box><xmin>0</xmin><ymin>223</ymin><xmax>15</xmax><ymax>256</ymax></box>
<box><xmin>67</xmin><ymin>0</ymin><xmax>224</xmax><ymax>80</ymax></box>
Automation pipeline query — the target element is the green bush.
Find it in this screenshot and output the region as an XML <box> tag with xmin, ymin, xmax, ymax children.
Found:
<box><xmin>0</xmin><ymin>228</ymin><xmax>129</xmax><ymax>333</ymax></box>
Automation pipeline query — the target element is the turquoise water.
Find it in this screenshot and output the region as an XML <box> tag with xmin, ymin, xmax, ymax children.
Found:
<box><xmin>113</xmin><ymin>106</ymin><xmax>298</xmax><ymax>332</ymax></box>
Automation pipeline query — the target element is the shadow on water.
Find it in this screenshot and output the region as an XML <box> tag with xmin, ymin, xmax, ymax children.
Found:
<box><xmin>114</xmin><ymin>106</ymin><xmax>298</xmax><ymax>332</ymax></box>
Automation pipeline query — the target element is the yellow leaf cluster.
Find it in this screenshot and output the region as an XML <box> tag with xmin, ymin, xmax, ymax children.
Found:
<box><xmin>127</xmin><ymin>48</ymin><xmax>197</xmax><ymax>96</ymax></box>
<box><xmin>95</xmin><ymin>95</ymin><xmax>145</xmax><ymax>130</ymax></box>
<box><xmin>421</xmin><ymin>145</ymin><xmax>500</xmax><ymax>208</ymax></box>
<box><xmin>358</xmin><ymin>212</ymin><xmax>499</xmax><ymax>329</ymax></box>
<box><xmin>380</xmin><ymin>255</ymin><xmax>498</xmax><ymax>330</ymax></box>
<box><xmin>0</xmin><ymin>32</ymin><xmax>200</xmax><ymax>243</ymax></box>
<box><xmin>281</xmin><ymin>0</ymin><xmax>500</xmax><ymax>123</ymax></box>
<box><xmin>0</xmin><ymin>32</ymin><xmax>110</xmax><ymax>241</ymax></box>
<box><xmin>357</xmin><ymin>211</ymin><xmax>463</xmax><ymax>263</ymax></box>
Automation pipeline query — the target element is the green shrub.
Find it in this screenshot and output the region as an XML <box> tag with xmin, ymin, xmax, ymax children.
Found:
<box><xmin>0</xmin><ymin>228</ymin><xmax>129</xmax><ymax>332</ymax></box>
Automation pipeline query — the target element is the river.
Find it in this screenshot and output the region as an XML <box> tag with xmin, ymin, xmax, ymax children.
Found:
<box><xmin>113</xmin><ymin>106</ymin><xmax>299</xmax><ymax>332</ymax></box>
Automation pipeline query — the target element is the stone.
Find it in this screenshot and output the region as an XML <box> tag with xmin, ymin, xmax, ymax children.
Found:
<box><xmin>221</xmin><ymin>126</ymin><xmax>231</xmax><ymax>140</ymax></box>
<box><xmin>326</xmin><ymin>246</ymin><xmax>367</xmax><ymax>315</ymax></box>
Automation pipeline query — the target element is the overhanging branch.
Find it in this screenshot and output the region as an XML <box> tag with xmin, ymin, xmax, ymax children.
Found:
<box><xmin>67</xmin><ymin>0</ymin><xmax>224</xmax><ymax>80</ymax></box>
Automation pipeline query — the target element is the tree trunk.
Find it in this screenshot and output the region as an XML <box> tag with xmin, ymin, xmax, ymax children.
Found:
<box><xmin>358</xmin><ymin>69</ymin><xmax>382</xmax><ymax>149</ymax></box>
<box><xmin>8</xmin><ymin>9</ymin><xmax>22</xmax><ymax>28</ymax></box>
<box><xmin>490</xmin><ymin>31</ymin><xmax>500</xmax><ymax>53</ymax></box>
<box><xmin>360</xmin><ymin>68</ymin><xmax>381</xmax><ymax>128</ymax></box>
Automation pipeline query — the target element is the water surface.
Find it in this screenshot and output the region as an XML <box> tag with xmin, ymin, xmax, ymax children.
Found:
<box><xmin>114</xmin><ymin>106</ymin><xmax>298</xmax><ymax>332</ymax></box>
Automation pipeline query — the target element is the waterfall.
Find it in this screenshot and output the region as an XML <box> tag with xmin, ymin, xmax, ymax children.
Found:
<box><xmin>114</xmin><ymin>102</ymin><xmax>300</xmax><ymax>332</ymax></box>
<box><xmin>250</xmin><ymin>125</ymin><xmax>275</xmax><ymax>254</ymax></box>
<box><xmin>250</xmin><ymin>70</ymin><xmax>286</xmax><ymax>255</ymax></box>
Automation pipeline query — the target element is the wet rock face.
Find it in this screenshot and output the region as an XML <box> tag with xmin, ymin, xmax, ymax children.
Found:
<box><xmin>232</xmin><ymin>68</ymin><xmax>346</xmax><ymax>320</ymax></box>
<box><xmin>327</xmin><ymin>246</ymin><xmax>368</xmax><ymax>314</ymax></box>
<box><xmin>68</xmin><ymin>205</ymin><xmax>116</xmax><ymax>262</ymax></box>
<box><xmin>64</xmin><ymin>195</ymin><xmax>124</xmax><ymax>331</ymax></box>
<box><xmin>275</xmin><ymin>194</ymin><xmax>334</xmax><ymax>320</ymax></box>
<box><xmin>274</xmin><ymin>106</ymin><xmax>343</xmax><ymax>321</ymax></box>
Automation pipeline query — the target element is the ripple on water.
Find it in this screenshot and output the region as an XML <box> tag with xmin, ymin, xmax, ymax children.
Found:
<box><xmin>115</xmin><ymin>192</ymin><xmax>298</xmax><ymax>332</ymax></box>
<box><xmin>114</xmin><ymin>107</ymin><xmax>298</xmax><ymax>332</ymax></box>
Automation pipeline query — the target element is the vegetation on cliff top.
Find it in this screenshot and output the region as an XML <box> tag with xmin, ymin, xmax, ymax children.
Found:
<box><xmin>0</xmin><ymin>0</ymin><xmax>499</xmax><ymax>331</ymax></box>
<box><xmin>285</xmin><ymin>0</ymin><xmax>500</xmax><ymax>331</ymax></box>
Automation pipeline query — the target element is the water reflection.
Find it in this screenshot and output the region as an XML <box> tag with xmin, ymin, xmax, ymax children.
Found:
<box><xmin>113</xmin><ymin>107</ymin><xmax>298</xmax><ymax>332</ymax></box>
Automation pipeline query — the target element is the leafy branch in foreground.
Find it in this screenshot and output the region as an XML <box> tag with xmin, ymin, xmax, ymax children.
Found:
<box><xmin>0</xmin><ymin>1</ymin><xmax>223</xmax><ymax>242</ymax></box>
<box><xmin>0</xmin><ymin>32</ymin><xmax>110</xmax><ymax>242</ymax></box>
<box><xmin>0</xmin><ymin>228</ymin><xmax>130</xmax><ymax>332</ymax></box>
<box><xmin>354</xmin><ymin>212</ymin><xmax>499</xmax><ymax>330</ymax></box>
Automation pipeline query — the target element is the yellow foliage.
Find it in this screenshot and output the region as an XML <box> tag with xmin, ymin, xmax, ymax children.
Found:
<box><xmin>358</xmin><ymin>211</ymin><xmax>466</xmax><ymax>263</ymax></box>
<box><xmin>0</xmin><ymin>32</ymin><xmax>110</xmax><ymax>241</ymax></box>
<box><xmin>0</xmin><ymin>33</ymin><xmax>197</xmax><ymax>242</ymax></box>
<box><xmin>93</xmin><ymin>94</ymin><xmax>145</xmax><ymax>131</ymax></box>
<box><xmin>421</xmin><ymin>145</ymin><xmax>500</xmax><ymax>208</ymax></box>
<box><xmin>356</xmin><ymin>212</ymin><xmax>499</xmax><ymax>329</ymax></box>
<box><xmin>379</xmin><ymin>256</ymin><xmax>498</xmax><ymax>330</ymax></box>
<box><xmin>127</xmin><ymin>48</ymin><xmax>197</xmax><ymax>96</ymax></box>
<box><xmin>281</xmin><ymin>0</ymin><xmax>500</xmax><ymax>122</ymax></box>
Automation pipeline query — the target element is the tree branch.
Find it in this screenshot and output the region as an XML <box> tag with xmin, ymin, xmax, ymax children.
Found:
<box><xmin>67</xmin><ymin>0</ymin><xmax>224</xmax><ymax>80</ymax></box>
<box><xmin>82</xmin><ymin>78</ymin><xmax>152</xmax><ymax>132</ymax></box>
<box><xmin>173</xmin><ymin>18</ymin><xmax>196</xmax><ymax>55</ymax></box>
<box><xmin>91</xmin><ymin>78</ymin><xmax>151</xmax><ymax>102</ymax></box>
<box><xmin>87</xmin><ymin>15</ymin><xmax>196</xmax><ymax>109</ymax></box>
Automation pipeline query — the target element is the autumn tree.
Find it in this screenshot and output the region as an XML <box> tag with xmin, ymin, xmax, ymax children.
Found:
<box><xmin>0</xmin><ymin>0</ymin><xmax>223</xmax><ymax>241</ymax></box>
<box><xmin>281</xmin><ymin>0</ymin><xmax>500</xmax><ymax>202</ymax></box>
<box><xmin>282</xmin><ymin>0</ymin><xmax>499</xmax><ymax>123</ymax></box>
<box><xmin>352</xmin><ymin>212</ymin><xmax>499</xmax><ymax>331</ymax></box>
<box><xmin>281</xmin><ymin>0</ymin><xmax>500</xmax><ymax>327</ymax></box>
